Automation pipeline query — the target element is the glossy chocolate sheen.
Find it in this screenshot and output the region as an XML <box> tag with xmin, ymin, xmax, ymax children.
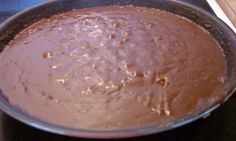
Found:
<box><xmin>0</xmin><ymin>6</ymin><xmax>227</xmax><ymax>130</ymax></box>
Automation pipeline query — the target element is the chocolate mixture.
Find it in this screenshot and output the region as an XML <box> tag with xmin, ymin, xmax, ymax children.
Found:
<box><xmin>0</xmin><ymin>6</ymin><xmax>227</xmax><ymax>130</ymax></box>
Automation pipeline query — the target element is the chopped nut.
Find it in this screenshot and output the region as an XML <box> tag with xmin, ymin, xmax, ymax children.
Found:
<box><xmin>43</xmin><ymin>51</ymin><xmax>53</xmax><ymax>59</ymax></box>
<box><xmin>107</xmin><ymin>34</ymin><xmax>115</xmax><ymax>40</ymax></box>
<box><xmin>112</xmin><ymin>22</ymin><xmax>120</xmax><ymax>28</ymax></box>
<box><xmin>156</xmin><ymin>76</ymin><xmax>169</xmax><ymax>86</ymax></box>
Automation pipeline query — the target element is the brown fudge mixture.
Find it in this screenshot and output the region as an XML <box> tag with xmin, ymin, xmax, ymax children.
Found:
<box><xmin>0</xmin><ymin>6</ymin><xmax>227</xmax><ymax>130</ymax></box>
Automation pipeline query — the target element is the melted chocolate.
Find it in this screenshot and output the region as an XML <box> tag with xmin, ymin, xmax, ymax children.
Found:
<box><xmin>0</xmin><ymin>6</ymin><xmax>227</xmax><ymax>130</ymax></box>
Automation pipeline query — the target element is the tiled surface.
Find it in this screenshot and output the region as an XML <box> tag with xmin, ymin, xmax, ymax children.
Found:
<box><xmin>207</xmin><ymin>0</ymin><xmax>236</xmax><ymax>33</ymax></box>
<box><xmin>225</xmin><ymin>0</ymin><xmax>236</xmax><ymax>11</ymax></box>
<box><xmin>216</xmin><ymin>0</ymin><xmax>236</xmax><ymax>27</ymax></box>
<box><xmin>0</xmin><ymin>0</ymin><xmax>235</xmax><ymax>141</ymax></box>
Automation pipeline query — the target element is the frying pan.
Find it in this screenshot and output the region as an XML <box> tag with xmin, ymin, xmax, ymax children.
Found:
<box><xmin>0</xmin><ymin>0</ymin><xmax>236</xmax><ymax>139</ymax></box>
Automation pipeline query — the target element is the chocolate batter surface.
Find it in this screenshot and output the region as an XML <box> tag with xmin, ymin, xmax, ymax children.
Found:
<box><xmin>0</xmin><ymin>6</ymin><xmax>227</xmax><ymax>130</ymax></box>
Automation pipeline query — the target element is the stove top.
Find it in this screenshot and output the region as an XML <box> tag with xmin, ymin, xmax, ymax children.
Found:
<box><xmin>0</xmin><ymin>0</ymin><xmax>235</xmax><ymax>141</ymax></box>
